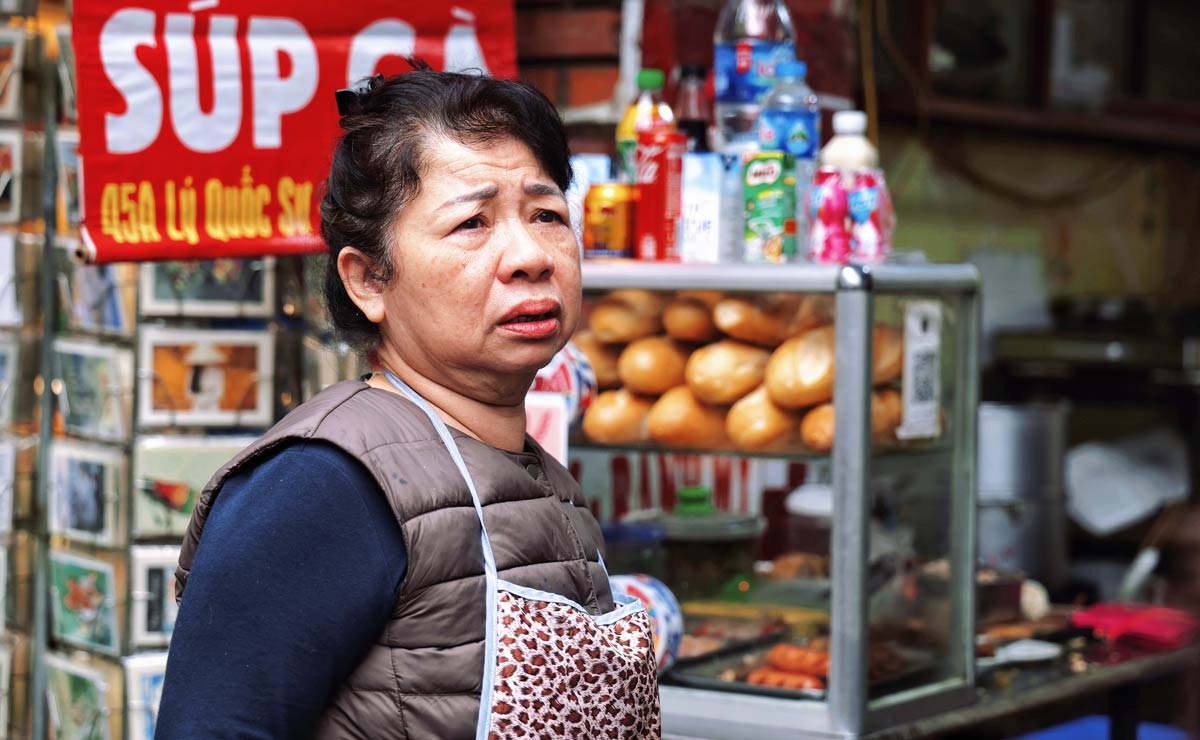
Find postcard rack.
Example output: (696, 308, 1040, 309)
(0, 11, 365, 737)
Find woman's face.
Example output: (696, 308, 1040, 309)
(376, 135, 580, 396)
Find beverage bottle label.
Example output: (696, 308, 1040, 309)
(714, 41, 796, 104)
(759, 109, 818, 159)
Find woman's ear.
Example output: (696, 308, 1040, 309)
(336, 247, 387, 324)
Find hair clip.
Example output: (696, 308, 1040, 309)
(335, 74, 385, 116)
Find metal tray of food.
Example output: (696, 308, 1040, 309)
(668, 637, 935, 701)
(674, 614, 792, 668)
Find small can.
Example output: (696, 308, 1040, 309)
(583, 182, 636, 259)
(634, 130, 687, 261)
(742, 151, 797, 263)
(847, 168, 894, 262)
(808, 167, 850, 264)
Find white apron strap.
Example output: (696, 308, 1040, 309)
(383, 372, 500, 740)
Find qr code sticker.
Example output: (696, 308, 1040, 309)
(912, 351, 937, 403)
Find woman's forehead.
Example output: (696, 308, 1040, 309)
(420, 135, 554, 189)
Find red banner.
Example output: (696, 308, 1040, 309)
(74, 1, 517, 263)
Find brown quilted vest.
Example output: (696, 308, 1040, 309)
(175, 380, 614, 739)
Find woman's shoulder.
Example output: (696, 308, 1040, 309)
(266, 380, 444, 451)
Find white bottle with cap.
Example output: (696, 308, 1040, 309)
(819, 110, 876, 182)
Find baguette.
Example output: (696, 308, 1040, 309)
(684, 340, 770, 405)
(725, 385, 798, 451)
(582, 389, 653, 444)
(797, 388, 903, 452)
(617, 336, 689, 395)
(647, 386, 728, 448)
(571, 330, 622, 389)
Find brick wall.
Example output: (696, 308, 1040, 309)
(516, 1, 623, 108)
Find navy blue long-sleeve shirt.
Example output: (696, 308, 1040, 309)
(155, 441, 407, 739)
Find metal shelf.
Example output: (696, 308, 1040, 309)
(581, 261, 980, 294)
(571, 439, 954, 463)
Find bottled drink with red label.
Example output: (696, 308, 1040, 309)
(808, 167, 850, 264)
(847, 169, 893, 262)
(634, 130, 687, 261)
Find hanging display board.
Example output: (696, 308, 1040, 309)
(73, 1, 517, 263)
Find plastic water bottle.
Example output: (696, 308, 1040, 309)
(758, 61, 820, 183)
(759, 61, 819, 256)
(713, 0, 795, 150)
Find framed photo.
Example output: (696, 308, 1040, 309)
(56, 24, 76, 122)
(56, 128, 81, 233)
(139, 258, 276, 317)
(0, 29, 23, 121)
(0, 231, 20, 326)
(48, 549, 121, 656)
(0, 640, 10, 733)
(130, 546, 180, 648)
(54, 338, 133, 442)
(0, 128, 20, 224)
(48, 441, 126, 547)
(0, 547, 6, 633)
(44, 653, 113, 740)
(124, 653, 167, 740)
(0, 436, 14, 535)
(133, 435, 254, 538)
(301, 335, 364, 401)
(0, 331, 16, 424)
(59, 260, 138, 336)
(139, 327, 274, 428)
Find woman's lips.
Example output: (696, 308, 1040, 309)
(498, 299, 561, 339)
(498, 314, 559, 339)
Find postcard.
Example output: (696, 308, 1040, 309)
(48, 440, 126, 547)
(133, 435, 254, 538)
(56, 24, 76, 122)
(0, 640, 9, 733)
(0, 231, 20, 325)
(0, 29, 23, 121)
(48, 549, 120, 655)
(0, 128, 20, 224)
(124, 652, 168, 740)
(44, 653, 113, 740)
(0, 436, 14, 534)
(59, 261, 138, 336)
(301, 335, 364, 401)
(0, 330, 15, 423)
(54, 338, 133, 441)
(140, 257, 275, 317)
(139, 327, 274, 428)
(56, 128, 81, 233)
(130, 546, 180, 648)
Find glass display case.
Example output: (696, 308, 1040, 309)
(575, 261, 980, 739)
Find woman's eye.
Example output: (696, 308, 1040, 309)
(456, 216, 484, 231)
(535, 210, 565, 224)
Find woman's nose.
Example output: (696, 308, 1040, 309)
(498, 221, 555, 282)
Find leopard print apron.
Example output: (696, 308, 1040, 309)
(386, 374, 661, 739)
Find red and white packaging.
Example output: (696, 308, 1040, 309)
(847, 169, 894, 262)
(530, 341, 597, 425)
(634, 130, 686, 261)
(807, 167, 850, 264)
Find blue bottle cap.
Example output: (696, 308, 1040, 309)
(776, 60, 808, 80)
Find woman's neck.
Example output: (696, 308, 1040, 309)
(368, 349, 530, 453)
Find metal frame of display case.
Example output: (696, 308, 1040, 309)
(583, 261, 981, 739)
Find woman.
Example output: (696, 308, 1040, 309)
(156, 66, 660, 739)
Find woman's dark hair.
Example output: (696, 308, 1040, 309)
(320, 60, 573, 349)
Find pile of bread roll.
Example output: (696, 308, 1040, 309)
(577, 288, 904, 453)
